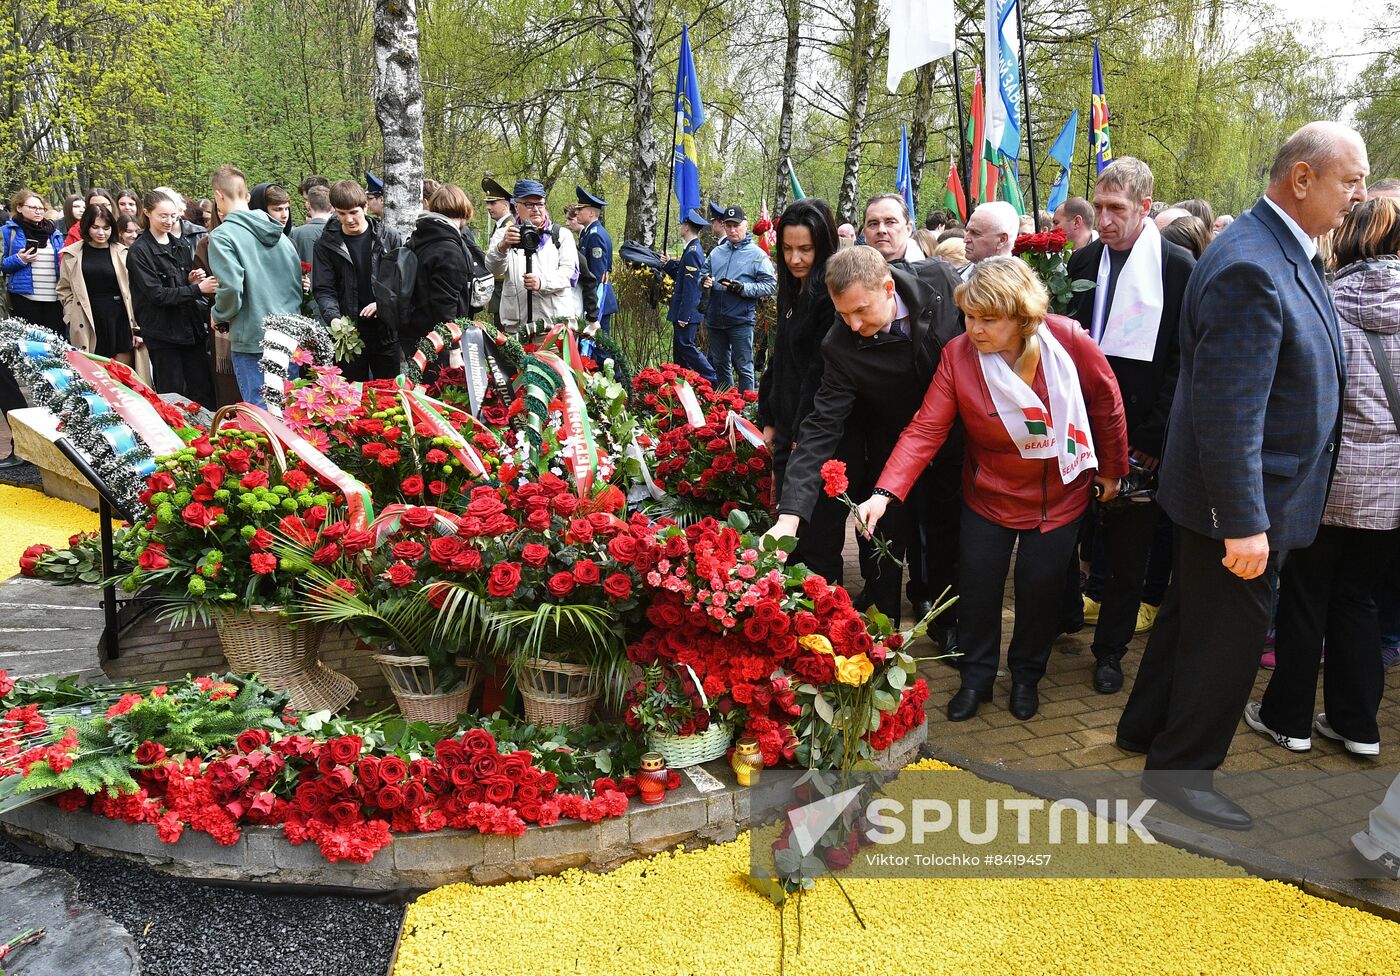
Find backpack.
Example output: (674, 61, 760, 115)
(373, 243, 419, 340)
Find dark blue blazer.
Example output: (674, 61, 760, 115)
(664, 238, 705, 323)
(1156, 198, 1344, 551)
(578, 221, 619, 317)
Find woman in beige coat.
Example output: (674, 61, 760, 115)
(56, 204, 149, 380)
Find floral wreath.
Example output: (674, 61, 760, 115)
(0, 320, 159, 514)
(259, 314, 334, 413)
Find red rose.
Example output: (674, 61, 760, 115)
(134, 740, 166, 765)
(328, 735, 363, 765)
(521, 543, 550, 568)
(392, 540, 426, 561)
(250, 553, 278, 575)
(384, 562, 416, 587)
(401, 507, 435, 529)
(551, 494, 579, 516)
(137, 544, 169, 572)
(449, 549, 483, 573)
(567, 518, 594, 544)
(237, 729, 270, 753)
(819, 459, 849, 498)
(602, 573, 632, 599)
(312, 543, 341, 566)
(524, 509, 551, 531)
(342, 529, 375, 554)
(278, 515, 316, 547)
(572, 559, 600, 585)
(546, 572, 575, 598)
(608, 536, 639, 564)
(375, 785, 405, 810)
(429, 536, 463, 563)
(462, 728, 496, 754)
(182, 502, 220, 529)
(488, 562, 522, 598)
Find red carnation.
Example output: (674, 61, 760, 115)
(250, 553, 278, 575)
(820, 459, 849, 498)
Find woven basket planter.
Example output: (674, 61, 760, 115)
(647, 723, 732, 768)
(213, 606, 357, 713)
(518, 658, 599, 727)
(373, 653, 480, 724)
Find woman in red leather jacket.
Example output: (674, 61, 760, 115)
(858, 257, 1128, 722)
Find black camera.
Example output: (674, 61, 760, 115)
(1098, 457, 1158, 507)
(513, 220, 542, 252)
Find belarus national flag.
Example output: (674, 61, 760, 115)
(1023, 406, 1049, 436)
(1066, 423, 1090, 455)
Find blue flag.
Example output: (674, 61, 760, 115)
(1045, 110, 1078, 211)
(985, 0, 1022, 162)
(895, 124, 915, 219)
(673, 25, 706, 217)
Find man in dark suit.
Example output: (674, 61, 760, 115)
(1117, 121, 1369, 829)
(1066, 157, 1196, 694)
(765, 244, 962, 625)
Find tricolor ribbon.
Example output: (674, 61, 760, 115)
(401, 388, 488, 478)
(65, 351, 184, 457)
(213, 403, 375, 529)
(410, 322, 463, 377)
(725, 411, 769, 454)
(534, 348, 599, 497)
(669, 378, 705, 428)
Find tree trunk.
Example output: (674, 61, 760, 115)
(623, 0, 659, 247)
(836, 0, 877, 226)
(774, 0, 801, 212)
(909, 63, 936, 221)
(372, 0, 424, 241)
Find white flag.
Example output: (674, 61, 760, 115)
(885, 0, 956, 93)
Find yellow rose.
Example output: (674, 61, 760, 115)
(835, 652, 874, 686)
(798, 634, 834, 656)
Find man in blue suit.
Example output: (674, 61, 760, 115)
(575, 186, 618, 334)
(663, 208, 716, 382)
(1118, 122, 1369, 830)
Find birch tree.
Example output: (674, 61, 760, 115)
(372, 0, 424, 239)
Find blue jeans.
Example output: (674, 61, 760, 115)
(231, 353, 299, 409)
(706, 323, 754, 392)
(671, 320, 715, 383)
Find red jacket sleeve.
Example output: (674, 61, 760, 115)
(1065, 320, 1130, 479)
(876, 344, 961, 500)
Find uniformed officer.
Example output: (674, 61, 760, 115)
(706, 200, 727, 247)
(574, 186, 618, 334)
(365, 171, 385, 218)
(481, 178, 513, 323)
(663, 208, 717, 383)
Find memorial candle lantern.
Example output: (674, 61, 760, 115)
(637, 752, 669, 804)
(730, 737, 763, 787)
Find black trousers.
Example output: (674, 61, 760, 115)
(343, 344, 402, 382)
(904, 443, 963, 619)
(144, 341, 216, 410)
(1259, 524, 1400, 743)
(957, 505, 1083, 692)
(798, 429, 909, 625)
(1090, 499, 1163, 662)
(1118, 525, 1281, 782)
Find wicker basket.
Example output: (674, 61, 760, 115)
(213, 606, 357, 713)
(373, 653, 480, 724)
(648, 723, 732, 768)
(518, 657, 599, 727)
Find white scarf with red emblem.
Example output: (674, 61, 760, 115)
(978, 323, 1098, 485)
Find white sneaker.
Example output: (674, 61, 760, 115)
(1243, 702, 1312, 752)
(1314, 713, 1380, 757)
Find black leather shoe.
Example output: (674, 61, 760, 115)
(1140, 776, 1253, 831)
(1093, 657, 1124, 694)
(1115, 736, 1150, 754)
(1008, 682, 1039, 720)
(946, 686, 991, 722)
(853, 587, 873, 612)
(913, 599, 935, 621)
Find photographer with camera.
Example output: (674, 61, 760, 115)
(1064, 157, 1195, 695)
(700, 205, 776, 392)
(485, 179, 592, 334)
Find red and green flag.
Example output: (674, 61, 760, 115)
(965, 70, 986, 204)
(1023, 407, 1048, 436)
(944, 159, 967, 222)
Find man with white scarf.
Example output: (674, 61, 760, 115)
(1064, 157, 1197, 696)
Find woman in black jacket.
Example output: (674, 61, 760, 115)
(127, 189, 217, 408)
(756, 197, 843, 580)
(758, 198, 840, 494)
(405, 183, 486, 356)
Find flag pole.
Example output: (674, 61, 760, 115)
(951, 48, 970, 220)
(1085, 38, 1094, 198)
(662, 107, 680, 254)
(1014, 0, 1039, 219)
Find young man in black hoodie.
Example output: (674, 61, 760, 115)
(311, 179, 402, 380)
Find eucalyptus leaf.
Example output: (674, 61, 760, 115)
(813, 694, 835, 724)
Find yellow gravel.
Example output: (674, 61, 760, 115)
(395, 759, 1400, 976)
(0, 485, 100, 578)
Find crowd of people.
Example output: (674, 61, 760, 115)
(0, 123, 1397, 851)
(0, 169, 618, 432)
